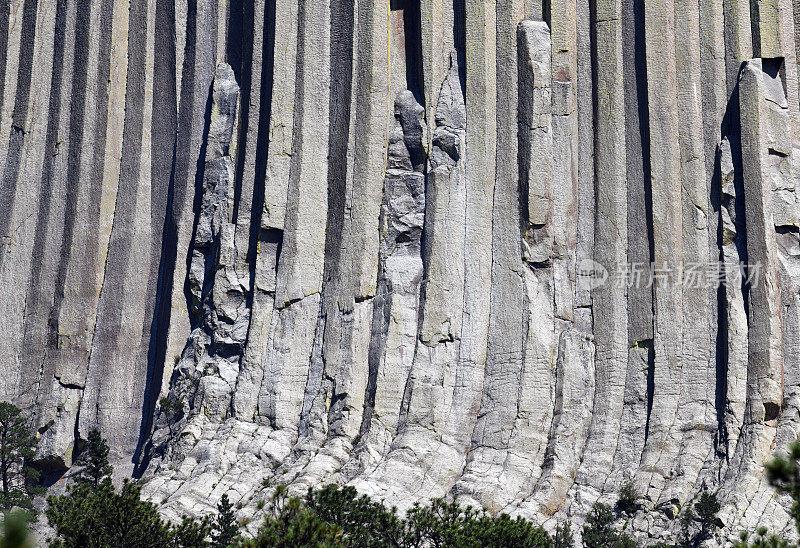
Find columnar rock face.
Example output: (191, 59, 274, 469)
(4, 0, 800, 543)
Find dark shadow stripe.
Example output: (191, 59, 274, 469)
(0, 0, 40, 269)
(454, 0, 466, 97)
(714, 73, 749, 453)
(713, 148, 729, 454)
(134, 0, 179, 470)
(89, 0, 149, 438)
(48, 0, 93, 365)
(623, 0, 653, 347)
(16, 0, 68, 414)
(244, 0, 277, 310)
(633, 0, 656, 438)
(0, 0, 11, 116)
(226, 0, 245, 79)
(230, 0, 254, 228)
(400, 0, 424, 106)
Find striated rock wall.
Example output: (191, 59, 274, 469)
(3, 0, 800, 543)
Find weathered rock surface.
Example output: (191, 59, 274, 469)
(4, 0, 800, 544)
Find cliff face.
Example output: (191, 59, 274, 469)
(3, 0, 800, 541)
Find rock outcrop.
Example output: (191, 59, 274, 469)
(3, 0, 800, 543)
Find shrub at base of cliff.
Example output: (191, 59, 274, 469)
(553, 521, 574, 548)
(0, 402, 41, 517)
(243, 486, 344, 548)
(46, 480, 177, 547)
(74, 428, 113, 487)
(212, 494, 239, 548)
(306, 484, 405, 546)
(45, 429, 211, 548)
(404, 499, 552, 548)
(582, 502, 636, 548)
(734, 527, 793, 548)
(246, 484, 553, 547)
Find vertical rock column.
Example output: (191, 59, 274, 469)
(514, 20, 560, 516)
(358, 54, 466, 506)
(162, 0, 225, 395)
(81, 0, 162, 465)
(524, 0, 586, 513)
(172, 63, 240, 419)
(720, 56, 791, 531)
(0, 0, 58, 405)
(232, 0, 298, 422)
(699, 0, 728, 474)
(346, 90, 426, 480)
(717, 0, 753, 455)
(516, 26, 556, 499)
(739, 58, 786, 428)
(570, 0, 627, 505)
(718, 136, 749, 455)
(315, 0, 390, 445)
(457, 0, 525, 511)
(665, 0, 714, 505)
(637, 0, 684, 501)
(259, 0, 330, 439)
(14, 0, 78, 466)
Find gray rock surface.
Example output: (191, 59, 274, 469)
(3, 0, 800, 544)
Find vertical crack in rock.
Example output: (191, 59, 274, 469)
(233, 0, 297, 422)
(636, 0, 684, 504)
(620, 0, 653, 480)
(354, 50, 465, 507)
(347, 90, 426, 481)
(160, 63, 241, 433)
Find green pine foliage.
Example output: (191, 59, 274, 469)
(248, 485, 552, 548)
(75, 428, 113, 486)
(694, 490, 721, 542)
(616, 481, 641, 517)
(305, 484, 405, 547)
(6, 395, 800, 548)
(672, 488, 722, 547)
(45, 429, 209, 548)
(582, 502, 636, 548)
(243, 486, 344, 548)
(46, 479, 173, 548)
(734, 527, 792, 548)
(46, 476, 212, 548)
(553, 521, 574, 548)
(212, 494, 239, 547)
(173, 515, 213, 548)
(0, 402, 41, 515)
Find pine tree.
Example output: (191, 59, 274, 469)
(46, 479, 174, 548)
(172, 515, 212, 548)
(554, 521, 574, 548)
(245, 486, 343, 548)
(582, 502, 636, 548)
(212, 494, 238, 547)
(75, 428, 112, 486)
(694, 490, 721, 542)
(0, 402, 39, 514)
